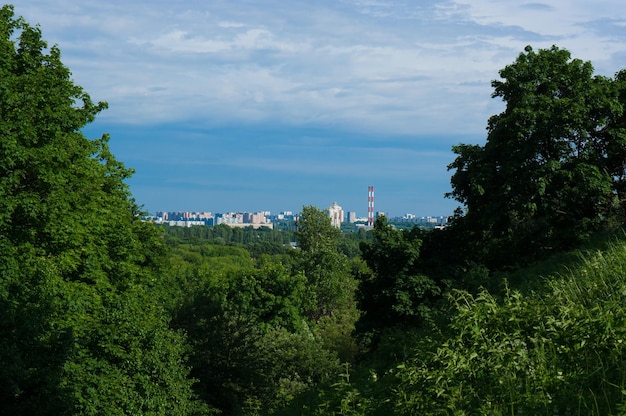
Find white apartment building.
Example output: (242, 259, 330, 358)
(327, 201, 344, 228)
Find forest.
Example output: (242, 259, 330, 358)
(2, 4, 626, 415)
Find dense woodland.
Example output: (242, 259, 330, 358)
(3, 5, 626, 415)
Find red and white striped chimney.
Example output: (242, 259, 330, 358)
(367, 185, 375, 227)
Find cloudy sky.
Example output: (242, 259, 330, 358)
(14, 1, 626, 217)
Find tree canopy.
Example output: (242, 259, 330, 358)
(446, 45, 626, 267)
(295, 206, 355, 320)
(355, 216, 439, 345)
(0, 6, 206, 414)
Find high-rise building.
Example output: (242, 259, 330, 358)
(244, 212, 267, 224)
(327, 201, 344, 228)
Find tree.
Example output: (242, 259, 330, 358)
(0, 6, 205, 414)
(447, 45, 626, 267)
(294, 206, 356, 320)
(355, 216, 440, 345)
(175, 263, 339, 415)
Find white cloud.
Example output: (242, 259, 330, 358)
(445, 0, 626, 63)
(218, 21, 246, 28)
(12, 0, 626, 136)
(135, 27, 305, 55)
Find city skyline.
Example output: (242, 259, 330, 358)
(14, 2, 626, 217)
(152, 205, 449, 229)
(152, 201, 450, 221)
(139, 182, 457, 219)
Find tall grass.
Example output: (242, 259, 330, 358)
(389, 241, 626, 415)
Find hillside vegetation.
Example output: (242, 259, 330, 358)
(2, 4, 626, 415)
(285, 232, 626, 415)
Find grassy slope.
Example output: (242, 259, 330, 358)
(287, 230, 626, 415)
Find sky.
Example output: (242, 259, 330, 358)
(13, 1, 626, 217)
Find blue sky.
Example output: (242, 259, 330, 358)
(15, 1, 626, 217)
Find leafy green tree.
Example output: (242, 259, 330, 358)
(175, 263, 339, 415)
(355, 216, 440, 345)
(0, 6, 206, 414)
(447, 45, 626, 267)
(599, 68, 626, 211)
(294, 206, 356, 320)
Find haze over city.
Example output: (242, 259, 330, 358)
(14, 1, 626, 217)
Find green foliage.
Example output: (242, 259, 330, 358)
(293, 364, 377, 416)
(163, 223, 294, 247)
(355, 216, 441, 345)
(58, 286, 207, 416)
(175, 263, 340, 415)
(279, 328, 428, 416)
(391, 243, 626, 414)
(158, 207, 365, 414)
(446, 45, 626, 268)
(295, 206, 357, 320)
(0, 246, 69, 415)
(295, 238, 626, 415)
(0, 6, 205, 414)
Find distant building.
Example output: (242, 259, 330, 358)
(215, 212, 244, 225)
(327, 201, 344, 228)
(155, 211, 212, 222)
(167, 220, 205, 227)
(347, 211, 357, 223)
(153, 211, 213, 226)
(216, 212, 273, 229)
(243, 211, 267, 224)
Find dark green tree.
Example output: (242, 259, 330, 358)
(447, 45, 626, 267)
(355, 216, 440, 345)
(0, 6, 205, 414)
